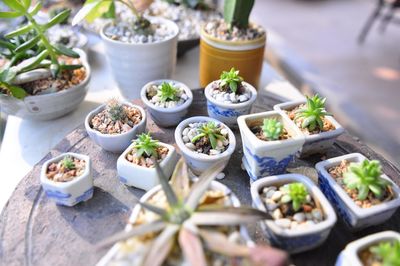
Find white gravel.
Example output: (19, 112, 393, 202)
(210, 81, 251, 104)
(146, 82, 188, 108)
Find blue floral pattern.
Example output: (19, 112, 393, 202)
(44, 190, 71, 199)
(119, 176, 128, 184)
(207, 103, 242, 117)
(74, 187, 94, 204)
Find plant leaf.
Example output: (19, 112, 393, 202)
(59, 64, 82, 71)
(0, 81, 27, 99)
(101, 1, 115, 19)
(249, 245, 289, 266)
(0, 67, 18, 83)
(178, 226, 207, 266)
(44, 9, 71, 29)
(21, 0, 31, 9)
(198, 229, 250, 257)
(72, 0, 112, 26)
(170, 158, 190, 199)
(28, 1, 42, 16)
(0, 11, 22, 18)
(154, 160, 179, 207)
(0, 39, 16, 50)
(14, 34, 40, 53)
(139, 201, 167, 217)
(3, 0, 27, 12)
(17, 50, 49, 72)
(5, 23, 33, 39)
(52, 44, 80, 58)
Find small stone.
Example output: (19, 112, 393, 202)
(305, 213, 313, 220)
(182, 128, 189, 136)
(216, 173, 225, 180)
(210, 149, 221, 156)
(266, 188, 277, 199)
(238, 94, 249, 102)
(265, 199, 279, 211)
(272, 208, 283, 220)
(185, 143, 196, 150)
(182, 136, 190, 143)
(271, 191, 283, 202)
(303, 205, 313, 213)
(293, 212, 306, 223)
(229, 93, 238, 103)
(306, 195, 312, 203)
(281, 195, 291, 203)
(220, 128, 228, 136)
(311, 209, 323, 221)
(275, 218, 291, 229)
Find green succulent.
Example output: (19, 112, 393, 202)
(261, 118, 283, 141)
(370, 240, 400, 266)
(191, 122, 226, 150)
(164, 0, 210, 10)
(295, 94, 332, 131)
(106, 99, 127, 122)
(281, 182, 308, 211)
(133, 133, 160, 158)
(219, 67, 243, 94)
(343, 160, 390, 201)
(60, 156, 76, 170)
(157, 82, 179, 102)
(224, 0, 255, 29)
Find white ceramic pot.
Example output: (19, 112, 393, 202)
(40, 152, 93, 207)
(174, 116, 236, 175)
(85, 101, 147, 153)
(316, 153, 400, 230)
(335, 231, 400, 266)
(205, 81, 257, 127)
(237, 111, 305, 181)
(100, 17, 179, 100)
(140, 79, 193, 127)
(117, 141, 178, 191)
(274, 100, 344, 157)
(0, 49, 91, 120)
(250, 174, 337, 254)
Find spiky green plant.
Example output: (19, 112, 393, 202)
(0, 0, 82, 99)
(224, 0, 255, 29)
(133, 133, 160, 158)
(157, 82, 179, 102)
(219, 67, 243, 94)
(343, 160, 390, 201)
(295, 94, 332, 131)
(261, 118, 283, 141)
(281, 182, 308, 212)
(60, 156, 76, 170)
(97, 158, 288, 266)
(370, 240, 400, 266)
(164, 0, 210, 10)
(191, 122, 226, 150)
(106, 99, 127, 122)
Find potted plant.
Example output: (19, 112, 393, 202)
(237, 111, 305, 181)
(73, 0, 179, 99)
(199, 0, 266, 88)
(205, 67, 257, 127)
(40, 152, 93, 206)
(251, 173, 337, 254)
(85, 99, 147, 153)
(274, 94, 344, 157)
(98, 158, 289, 266)
(336, 231, 400, 266)
(140, 79, 193, 127)
(0, 1, 91, 120)
(174, 116, 236, 175)
(316, 153, 400, 230)
(117, 132, 178, 191)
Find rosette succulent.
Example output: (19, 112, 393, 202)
(191, 122, 227, 150)
(370, 240, 400, 266)
(133, 133, 160, 158)
(158, 82, 179, 102)
(295, 94, 331, 131)
(261, 118, 283, 141)
(219, 67, 243, 94)
(60, 156, 76, 170)
(281, 182, 308, 211)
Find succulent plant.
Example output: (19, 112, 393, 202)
(106, 99, 127, 122)
(370, 240, 400, 266)
(224, 0, 255, 29)
(98, 158, 288, 266)
(295, 94, 332, 131)
(60, 156, 76, 170)
(0, 0, 82, 99)
(343, 160, 390, 200)
(281, 182, 308, 212)
(164, 0, 210, 10)
(158, 82, 179, 102)
(133, 133, 160, 158)
(191, 122, 227, 150)
(261, 118, 283, 141)
(219, 67, 243, 94)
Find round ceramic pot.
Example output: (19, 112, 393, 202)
(205, 80, 257, 127)
(100, 17, 179, 100)
(140, 79, 193, 127)
(40, 152, 93, 207)
(85, 101, 147, 153)
(0, 49, 91, 120)
(199, 26, 266, 88)
(174, 116, 236, 175)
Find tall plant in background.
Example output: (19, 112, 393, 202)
(224, 0, 255, 29)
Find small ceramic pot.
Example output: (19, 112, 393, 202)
(237, 111, 305, 181)
(140, 79, 193, 127)
(251, 174, 337, 254)
(174, 116, 236, 175)
(316, 153, 400, 230)
(40, 152, 93, 207)
(335, 231, 400, 266)
(85, 101, 147, 153)
(117, 141, 178, 191)
(274, 100, 344, 157)
(205, 81, 257, 127)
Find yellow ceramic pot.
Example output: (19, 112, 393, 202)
(199, 26, 266, 88)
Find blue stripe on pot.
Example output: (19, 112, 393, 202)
(45, 190, 72, 199)
(74, 187, 94, 204)
(207, 103, 242, 117)
(119, 176, 128, 184)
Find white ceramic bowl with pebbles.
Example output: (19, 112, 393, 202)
(251, 174, 337, 254)
(174, 116, 236, 175)
(205, 80, 257, 127)
(141, 79, 193, 127)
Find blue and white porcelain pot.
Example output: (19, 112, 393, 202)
(237, 111, 305, 181)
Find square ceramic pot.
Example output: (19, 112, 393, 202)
(40, 152, 93, 207)
(237, 111, 305, 181)
(335, 231, 400, 266)
(316, 153, 400, 230)
(274, 100, 344, 157)
(117, 142, 178, 191)
(251, 174, 337, 254)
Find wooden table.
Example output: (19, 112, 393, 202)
(1, 89, 399, 266)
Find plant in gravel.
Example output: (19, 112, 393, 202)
(164, 0, 211, 10)
(106, 99, 127, 122)
(295, 94, 331, 131)
(343, 160, 390, 201)
(224, 0, 255, 29)
(61, 156, 76, 170)
(261, 118, 283, 141)
(281, 182, 308, 211)
(370, 240, 400, 266)
(219, 67, 243, 94)
(158, 82, 179, 102)
(133, 133, 160, 158)
(191, 122, 226, 150)
(0, 0, 82, 99)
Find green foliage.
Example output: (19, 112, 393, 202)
(133, 133, 160, 158)
(164, 0, 210, 10)
(281, 182, 308, 211)
(191, 122, 226, 150)
(370, 240, 400, 266)
(158, 82, 179, 102)
(343, 160, 390, 200)
(295, 94, 331, 131)
(219, 67, 243, 94)
(224, 0, 255, 29)
(106, 99, 127, 122)
(49, 7, 71, 25)
(61, 156, 76, 170)
(261, 118, 283, 141)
